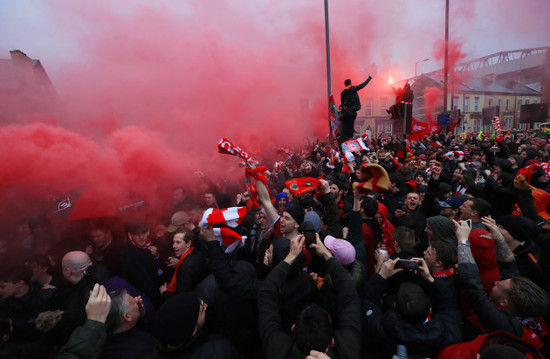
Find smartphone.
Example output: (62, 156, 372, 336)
(304, 230, 316, 251)
(395, 259, 419, 270)
(397, 201, 405, 211)
(466, 219, 472, 229)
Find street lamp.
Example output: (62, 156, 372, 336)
(415, 58, 429, 78)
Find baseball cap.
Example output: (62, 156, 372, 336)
(324, 235, 356, 265)
(167, 211, 190, 233)
(439, 197, 463, 210)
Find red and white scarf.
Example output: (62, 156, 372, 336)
(200, 207, 248, 229)
(218, 137, 266, 206)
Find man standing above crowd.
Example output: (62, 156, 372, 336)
(340, 75, 372, 113)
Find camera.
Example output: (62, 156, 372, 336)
(303, 230, 316, 250)
(395, 259, 419, 270)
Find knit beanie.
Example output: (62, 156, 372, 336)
(508, 155, 523, 168)
(437, 182, 452, 199)
(493, 159, 513, 173)
(426, 216, 457, 245)
(285, 204, 305, 225)
(497, 215, 539, 244)
(155, 293, 200, 346)
(303, 211, 321, 233)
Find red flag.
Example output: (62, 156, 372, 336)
(285, 177, 321, 197)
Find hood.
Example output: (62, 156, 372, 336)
(377, 202, 388, 221)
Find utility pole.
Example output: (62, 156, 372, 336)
(324, 0, 333, 144)
(443, 0, 449, 112)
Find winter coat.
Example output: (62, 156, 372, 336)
(259, 257, 361, 359)
(362, 275, 462, 358)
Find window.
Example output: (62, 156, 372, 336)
(364, 98, 373, 116)
(380, 98, 388, 113)
(533, 100, 537, 104)
(488, 98, 493, 106)
(453, 96, 459, 110)
(517, 99, 523, 112)
(525, 99, 530, 105)
(500, 118, 507, 129)
(464, 97, 470, 112)
(474, 97, 480, 112)
(505, 99, 510, 112)
(384, 124, 392, 134)
(498, 99, 502, 109)
(473, 118, 482, 132)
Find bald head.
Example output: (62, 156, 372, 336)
(62, 251, 92, 271)
(62, 251, 92, 284)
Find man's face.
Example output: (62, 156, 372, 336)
(172, 188, 184, 204)
(0, 281, 19, 299)
(423, 245, 438, 273)
(490, 279, 512, 306)
(25, 261, 44, 282)
(453, 168, 464, 182)
(405, 193, 420, 210)
(204, 193, 216, 207)
(91, 229, 112, 250)
(129, 229, 150, 248)
(256, 211, 267, 229)
(418, 160, 427, 170)
(123, 293, 141, 326)
(520, 151, 528, 160)
(459, 200, 474, 220)
(440, 207, 455, 219)
(280, 211, 298, 236)
(277, 196, 287, 209)
(330, 184, 341, 199)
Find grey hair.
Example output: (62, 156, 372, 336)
(105, 289, 130, 333)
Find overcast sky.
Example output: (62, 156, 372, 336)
(0, 0, 549, 218)
(2, 1, 549, 80)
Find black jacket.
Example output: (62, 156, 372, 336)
(259, 258, 361, 359)
(173, 249, 210, 294)
(362, 275, 462, 358)
(340, 76, 372, 112)
(121, 242, 162, 306)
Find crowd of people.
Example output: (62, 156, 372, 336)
(1, 125, 550, 359)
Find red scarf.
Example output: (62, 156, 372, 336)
(129, 236, 151, 249)
(166, 247, 195, 293)
(432, 267, 455, 278)
(245, 166, 267, 207)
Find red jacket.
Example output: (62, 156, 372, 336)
(437, 328, 545, 359)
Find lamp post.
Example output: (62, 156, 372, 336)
(324, 0, 333, 144)
(415, 58, 429, 78)
(443, 0, 449, 112)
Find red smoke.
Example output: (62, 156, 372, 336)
(2, 0, 546, 229)
(423, 87, 443, 123)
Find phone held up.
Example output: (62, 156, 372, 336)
(395, 259, 419, 270)
(304, 230, 316, 251)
